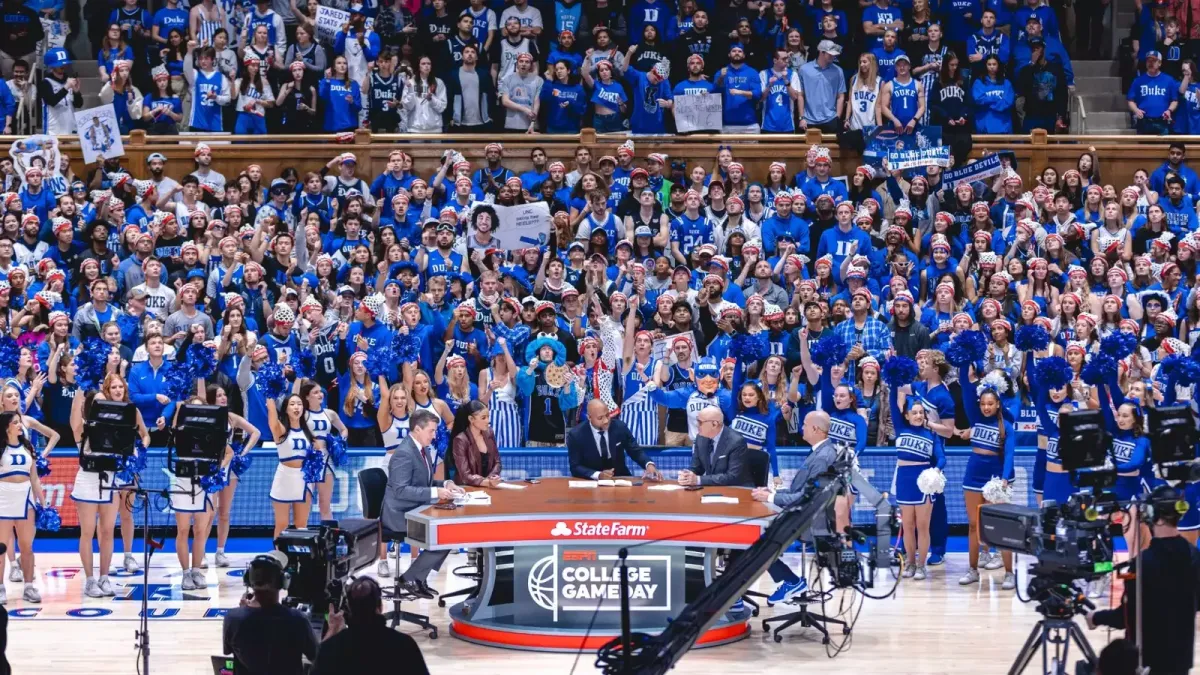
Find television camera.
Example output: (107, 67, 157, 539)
(274, 522, 378, 614)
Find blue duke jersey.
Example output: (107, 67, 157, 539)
(889, 77, 919, 126)
(309, 323, 344, 387)
(426, 248, 463, 278)
(669, 213, 714, 251)
(760, 68, 799, 132)
(1039, 407, 1063, 461)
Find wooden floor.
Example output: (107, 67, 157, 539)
(2, 551, 1177, 674)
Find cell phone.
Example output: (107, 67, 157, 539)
(685, 485, 704, 492)
(632, 481, 644, 486)
(434, 503, 458, 510)
(526, 478, 541, 484)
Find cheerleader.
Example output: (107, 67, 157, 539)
(0, 412, 47, 603)
(0, 384, 60, 585)
(206, 384, 259, 568)
(956, 367, 1016, 589)
(168, 396, 230, 590)
(1027, 357, 1079, 507)
(300, 380, 349, 523)
(729, 381, 784, 484)
(1098, 371, 1150, 502)
(481, 338, 522, 448)
(891, 384, 945, 580)
(266, 393, 320, 539)
(619, 304, 659, 446)
(337, 353, 383, 447)
(69, 376, 151, 598)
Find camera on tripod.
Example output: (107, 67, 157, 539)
(275, 521, 379, 611)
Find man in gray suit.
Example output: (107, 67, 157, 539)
(381, 409, 463, 599)
(678, 406, 751, 487)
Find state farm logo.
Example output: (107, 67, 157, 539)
(549, 521, 649, 537)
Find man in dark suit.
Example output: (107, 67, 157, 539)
(567, 400, 663, 480)
(381, 409, 463, 598)
(678, 405, 751, 487)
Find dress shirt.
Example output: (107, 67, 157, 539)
(589, 423, 610, 480)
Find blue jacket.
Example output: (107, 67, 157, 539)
(760, 214, 810, 256)
(317, 77, 362, 132)
(968, 30, 1010, 68)
(1012, 35, 1074, 85)
(445, 65, 495, 128)
(971, 77, 1014, 133)
(717, 63, 762, 126)
(1150, 160, 1200, 197)
(1012, 5, 1060, 41)
(128, 359, 169, 426)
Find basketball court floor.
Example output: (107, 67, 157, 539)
(4, 545, 1171, 675)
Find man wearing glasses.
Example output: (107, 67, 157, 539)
(678, 406, 750, 487)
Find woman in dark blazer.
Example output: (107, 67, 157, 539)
(450, 400, 502, 487)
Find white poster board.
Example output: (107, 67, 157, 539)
(673, 93, 722, 133)
(467, 202, 551, 250)
(651, 330, 698, 364)
(75, 105, 124, 164)
(314, 6, 375, 43)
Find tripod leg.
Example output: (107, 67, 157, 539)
(1009, 623, 1048, 675)
(1068, 624, 1099, 665)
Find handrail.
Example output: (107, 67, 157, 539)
(1075, 93, 1089, 135)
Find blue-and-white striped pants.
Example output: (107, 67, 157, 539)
(490, 399, 523, 448)
(621, 398, 659, 447)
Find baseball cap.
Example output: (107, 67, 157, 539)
(128, 287, 148, 301)
(818, 40, 842, 56)
(1146, 50, 1163, 60)
(146, 153, 167, 164)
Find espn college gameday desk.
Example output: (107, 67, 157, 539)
(404, 477, 778, 651)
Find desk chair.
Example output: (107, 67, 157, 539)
(760, 545, 849, 644)
(738, 449, 771, 616)
(357, 467, 439, 639)
(433, 449, 481, 609)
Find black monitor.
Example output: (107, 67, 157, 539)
(1148, 405, 1195, 465)
(174, 404, 228, 462)
(85, 399, 137, 456)
(1058, 408, 1110, 472)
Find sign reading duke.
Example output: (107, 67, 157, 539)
(515, 545, 683, 628)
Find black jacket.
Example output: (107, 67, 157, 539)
(312, 617, 429, 675)
(889, 317, 931, 359)
(1092, 535, 1200, 672)
(566, 418, 652, 479)
(1016, 58, 1068, 123)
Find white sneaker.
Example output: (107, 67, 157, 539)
(982, 550, 1004, 570)
(902, 564, 917, 578)
(191, 569, 206, 589)
(84, 578, 104, 598)
(1087, 576, 1110, 598)
(1001, 572, 1017, 591)
(199, 555, 209, 569)
(180, 570, 197, 591)
(215, 552, 230, 568)
(123, 554, 140, 573)
(913, 566, 927, 581)
(21, 585, 40, 603)
(98, 576, 116, 596)
(377, 559, 391, 577)
(958, 568, 980, 585)
(8, 564, 21, 582)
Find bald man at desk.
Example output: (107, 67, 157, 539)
(679, 406, 751, 487)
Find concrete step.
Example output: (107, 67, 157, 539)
(1077, 91, 1128, 111)
(1072, 76, 1124, 95)
(79, 77, 104, 96)
(80, 93, 102, 110)
(1087, 127, 1139, 135)
(1073, 60, 1119, 78)
(1117, 10, 1136, 28)
(1086, 111, 1132, 128)
(73, 59, 97, 72)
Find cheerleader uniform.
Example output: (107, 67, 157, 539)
(890, 393, 945, 505)
(488, 370, 522, 448)
(269, 428, 313, 503)
(1099, 372, 1150, 499)
(961, 378, 1016, 491)
(819, 369, 867, 454)
(0, 444, 34, 518)
(71, 436, 119, 504)
(381, 414, 409, 453)
(1031, 367, 1078, 505)
(730, 405, 784, 480)
(305, 408, 336, 480)
(169, 469, 212, 513)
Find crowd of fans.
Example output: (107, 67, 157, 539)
(0, 0, 1107, 136)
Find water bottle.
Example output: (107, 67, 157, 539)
(336, 535, 348, 559)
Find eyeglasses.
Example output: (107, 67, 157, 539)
(699, 420, 721, 427)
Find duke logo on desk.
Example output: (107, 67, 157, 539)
(515, 545, 682, 626)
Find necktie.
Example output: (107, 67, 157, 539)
(599, 431, 609, 460)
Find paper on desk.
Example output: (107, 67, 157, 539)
(569, 481, 599, 488)
(494, 482, 527, 490)
(648, 484, 685, 491)
(596, 479, 633, 487)
(456, 491, 492, 506)
(701, 495, 739, 505)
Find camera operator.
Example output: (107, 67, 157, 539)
(312, 577, 429, 675)
(222, 551, 318, 675)
(1086, 485, 1200, 675)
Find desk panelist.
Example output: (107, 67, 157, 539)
(567, 400, 663, 481)
(678, 406, 752, 487)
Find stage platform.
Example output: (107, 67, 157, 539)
(3, 547, 1165, 674)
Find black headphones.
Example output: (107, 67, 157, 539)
(243, 552, 290, 591)
(1144, 484, 1190, 523)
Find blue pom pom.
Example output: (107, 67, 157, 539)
(184, 342, 218, 379)
(35, 504, 61, 532)
(810, 337, 850, 369)
(163, 361, 195, 403)
(326, 433, 348, 468)
(289, 349, 316, 380)
(882, 356, 919, 387)
(1100, 332, 1139, 360)
(73, 337, 110, 392)
(1033, 356, 1073, 389)
(36, 455, 50, 478)
(364, 345, 395, 379)
(1161, 354, 1186, 379)
(199, 465, 229, 493)
(391, 331, 421, 364)
(0, 337, 20, 379)
(258, 362, 288, 400)
(731, 332, 771, 363)
(1014, 325, 1051, 352)
(230, 451, 252, 477)
(946, 330, 988, 367)
(301, 446, 326, 484)
(434, 424, 450, 458)
(1081, 354, 1117, 385)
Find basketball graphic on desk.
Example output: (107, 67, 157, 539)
(528, 554, 557, 613)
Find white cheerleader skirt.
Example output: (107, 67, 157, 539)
(71, 467, 117, 504)
(170, 475, 213, 513)
(0, 481, 33, 519)
(270, 464, 312, 503)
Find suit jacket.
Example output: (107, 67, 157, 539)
(689, 428, 752, 487)
(381, 435, 444, 534)
(566, 419, 652, 479)
(773, 438, 838, 509)
(451, 430, 502, 486)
